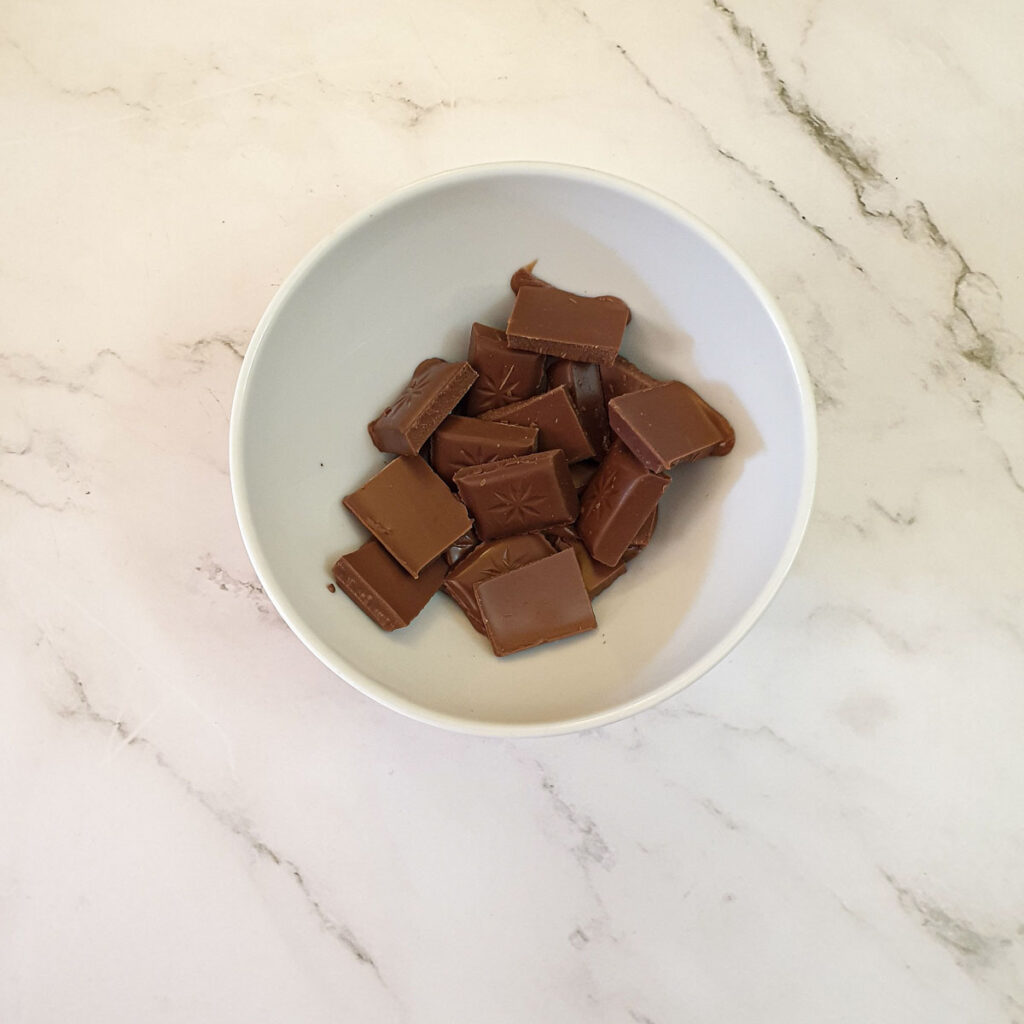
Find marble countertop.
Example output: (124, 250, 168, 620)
(3, 1, 1023, 1021)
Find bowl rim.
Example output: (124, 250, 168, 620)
(229, 160, 818, 737)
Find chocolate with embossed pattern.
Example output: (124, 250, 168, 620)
(343, 455, 472, 577)
(578, 442, 669, 566)
(430, 415, 538, 484)
(369, 358, 477, 456)
(331, 539, 446, 631)
(463, 323, 546, 415)
(453, 449, 578, 540)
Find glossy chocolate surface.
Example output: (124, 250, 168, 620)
(577, 442, 670, 566)
(463, 322, 546, 415)
(608, 380, 729, 472)
(506, 285, 628, 366)
(343, 455, 472, 577)
(475, 548, 597, 656)
(443, 534, 555, 633)
(368, 358, 478, 456)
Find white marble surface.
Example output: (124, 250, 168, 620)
(3, 1, 1023, 1020)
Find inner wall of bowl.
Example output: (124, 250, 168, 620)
(237, 168, 809, 728)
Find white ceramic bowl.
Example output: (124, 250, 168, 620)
(230, 163, 816, 736)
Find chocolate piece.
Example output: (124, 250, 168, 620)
(510, 264, 631, 323)
(430, 415, 538, 484)
(578, 442, 670, 566)
(464, 323, 546, 415)
(608, 380, 730, 472)
(453, 449, 578, 540)
(599, 355, 660, 405)
(331, 539, 446, 631)
(343, 456, 472, 577)
(555, 537, 628, 599)
(548, 359, 612, 455)
(368, 358, 478, 456)
(506, 285, 628, 366)
(445, 529, 478, 567)
(478, 385, 594, 463)
(443, 534, 555, 633)
(475, 548, 597, 656)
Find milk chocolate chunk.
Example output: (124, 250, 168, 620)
(578, 442, 670, 566)
(599, 355, 661, 405)
(510, 264, 632, 322)
(431, 415, 538, 484)
(443, 534, 555, 633)
(343, 456, 472, 577)
(445, 529, 478, 567)
(548, 359, 612, 455)
(453, 449, 578, 540)
(369, 358, 478, 456)
(554, 537, 628, 599)
(475, 548, 597, 656)
(608, 380, 730, 472)
(506, 285, 628, 366)
(332, 539, 446, 631)
(464, 322, 546, 415)
(478, 385, 595, 463)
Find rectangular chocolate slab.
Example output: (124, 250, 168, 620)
(608, 380, 730, 472)
(332, 539, 446, 631)
(443, 534, 555, 633)
(475, 547, 597, 656)
(369, 358, 477, 456)
(343, 455, 472, 577)
(509, 264, 632, 322)
(478, 384, 595, 463)
(453, 449, 578, 540)
(463, 322, 546, 415)
(506, 285, 628, 366)
(578, 442, 670, 566)
(430, 415, 538, 484)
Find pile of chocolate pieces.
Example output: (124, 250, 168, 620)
(331, 264, 735, 657)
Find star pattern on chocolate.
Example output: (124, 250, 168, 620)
(472, 365, 520, 411)
(381, 365, 437, 422)
(583, 467, 621, 515)
(449, 445, 492, 472)
(487, 479, 546, 529)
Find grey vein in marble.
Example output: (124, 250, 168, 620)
(46, 640, 385, 984)
(196, 555, 272, 615)
(540, 770, 616, 871)
(566, 1, 868, 278)
(709, 0, 1024, 406)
